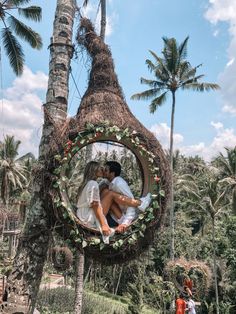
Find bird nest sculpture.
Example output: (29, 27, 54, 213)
(52, 18, 170, 264)
(51, 246, 73, 271)
(164, 258, 212, 300)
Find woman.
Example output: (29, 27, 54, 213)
(76, 161, 111, 236)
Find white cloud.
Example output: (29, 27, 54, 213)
(205, 0, 236, 116)
(150, 122, 236, 161)
(0, 67, 48, 157)
(80, 2, 117, 37)
(213, 29, 219, 37)
(226, 57, 235, 67)
(150, 123, 184, 150)
(210, 121, 223, 129)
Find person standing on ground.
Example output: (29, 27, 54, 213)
(175, 293, 186, 314)
(187, 297, 196, 314)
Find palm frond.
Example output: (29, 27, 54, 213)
(233, 188, 236, 215)
(131, 88, 162, 101)
(226, 147, 236, 174)
(145, 59, 156, 72)
(148, 50, 171, 80)
(180, 75, 205, 87)
(177, 61, 192, 79)
(140, 77, 165, 88)
(148, 49, 162, 65)
(8, 15, 42, 49)
(178, 36, 189, 60)
(181, 82, 220, 92)
(215, 151, 234, 176)
(179, 66, 198, 82)
(162, 37, 178, 74)
(219, 177, 236, 186)
(18, 6, 42, 22)
(1, 27, 24, 75)
(155, 67, 169, 82)
(83, 0, 90, 7)
(149, 91, 168, 113)
(9, 0, 31, 5)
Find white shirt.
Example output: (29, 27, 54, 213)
(76, 180, 101, 228)
(109, 176, 137, 225)
(187, 299, 196, 314)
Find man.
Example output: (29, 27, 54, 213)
(175, 293, 186, 314)
(100, 161, 151, 233)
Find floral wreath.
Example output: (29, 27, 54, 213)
(52, 123, 165, 251)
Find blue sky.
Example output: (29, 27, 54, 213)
(0, 0, 236, 160)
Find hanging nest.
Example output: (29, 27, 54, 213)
(51, 18, 171, 265)
(164, 258, 212, 300)
(51, 246, 73, 271)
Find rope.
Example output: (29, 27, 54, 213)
(70, 66, 81, 98)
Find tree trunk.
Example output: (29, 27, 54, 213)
(4, 1, 76, 313)
(212, 217, 220, 314)
(74, 251, 85, 314)
(169, 91, 176, 260)
(100, 0, 106, 41)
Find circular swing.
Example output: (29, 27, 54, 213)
(52, 18, 170, 264)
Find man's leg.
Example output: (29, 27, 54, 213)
(100, 190, 141, 216)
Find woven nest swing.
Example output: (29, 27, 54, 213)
(52, 18, 170, 265)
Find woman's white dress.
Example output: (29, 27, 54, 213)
(76, 180, 101, 229)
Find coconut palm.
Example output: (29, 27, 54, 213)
(131, 36, 220, 259)
(4, 1, 76, 311)
(0, 0, 42, 75)
(0, 135, 27, 205)
(213, 147, 236, 215)
(199, 177, 230, 314)
(82, 0, 106, 41)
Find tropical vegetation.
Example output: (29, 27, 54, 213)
(0, 0, 42, 75)
(1, 134, 235, 313)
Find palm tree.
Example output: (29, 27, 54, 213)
(199, 177, 229, 314)
(5, 1, 76, 312)
(74, 250, 85, 314)
(131, 36, 220, 259)
(0, 0, 42, 75)
(0, 135, 27, 205)
(82, 0, 106, 41)
(213, 147, 236, 214)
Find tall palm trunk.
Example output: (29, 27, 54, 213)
(169, 91, 176, 260)
(74, 251, 85, 313)
(212, 217, 220, 314)
(5, 1, 76, 313)
(100, 0, 106, 41)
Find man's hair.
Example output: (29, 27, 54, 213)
(105, 161, 121, 177)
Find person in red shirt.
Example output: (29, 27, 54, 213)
(176, 293, 186, 314)
(183, 277, 193, 296)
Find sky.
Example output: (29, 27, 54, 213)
(0, 0, 236, 161)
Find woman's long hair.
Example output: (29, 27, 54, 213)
(77, 161, 100, 198)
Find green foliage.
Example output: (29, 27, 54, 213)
(0, 0, 42, 75)
(37, 287, 128, 314)
(0, 135, 29, 204)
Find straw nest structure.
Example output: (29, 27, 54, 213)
(164, 258, 212, 300)
(52, 18, 170, 264)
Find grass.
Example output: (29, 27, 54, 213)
(37, 287, 160, 313)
